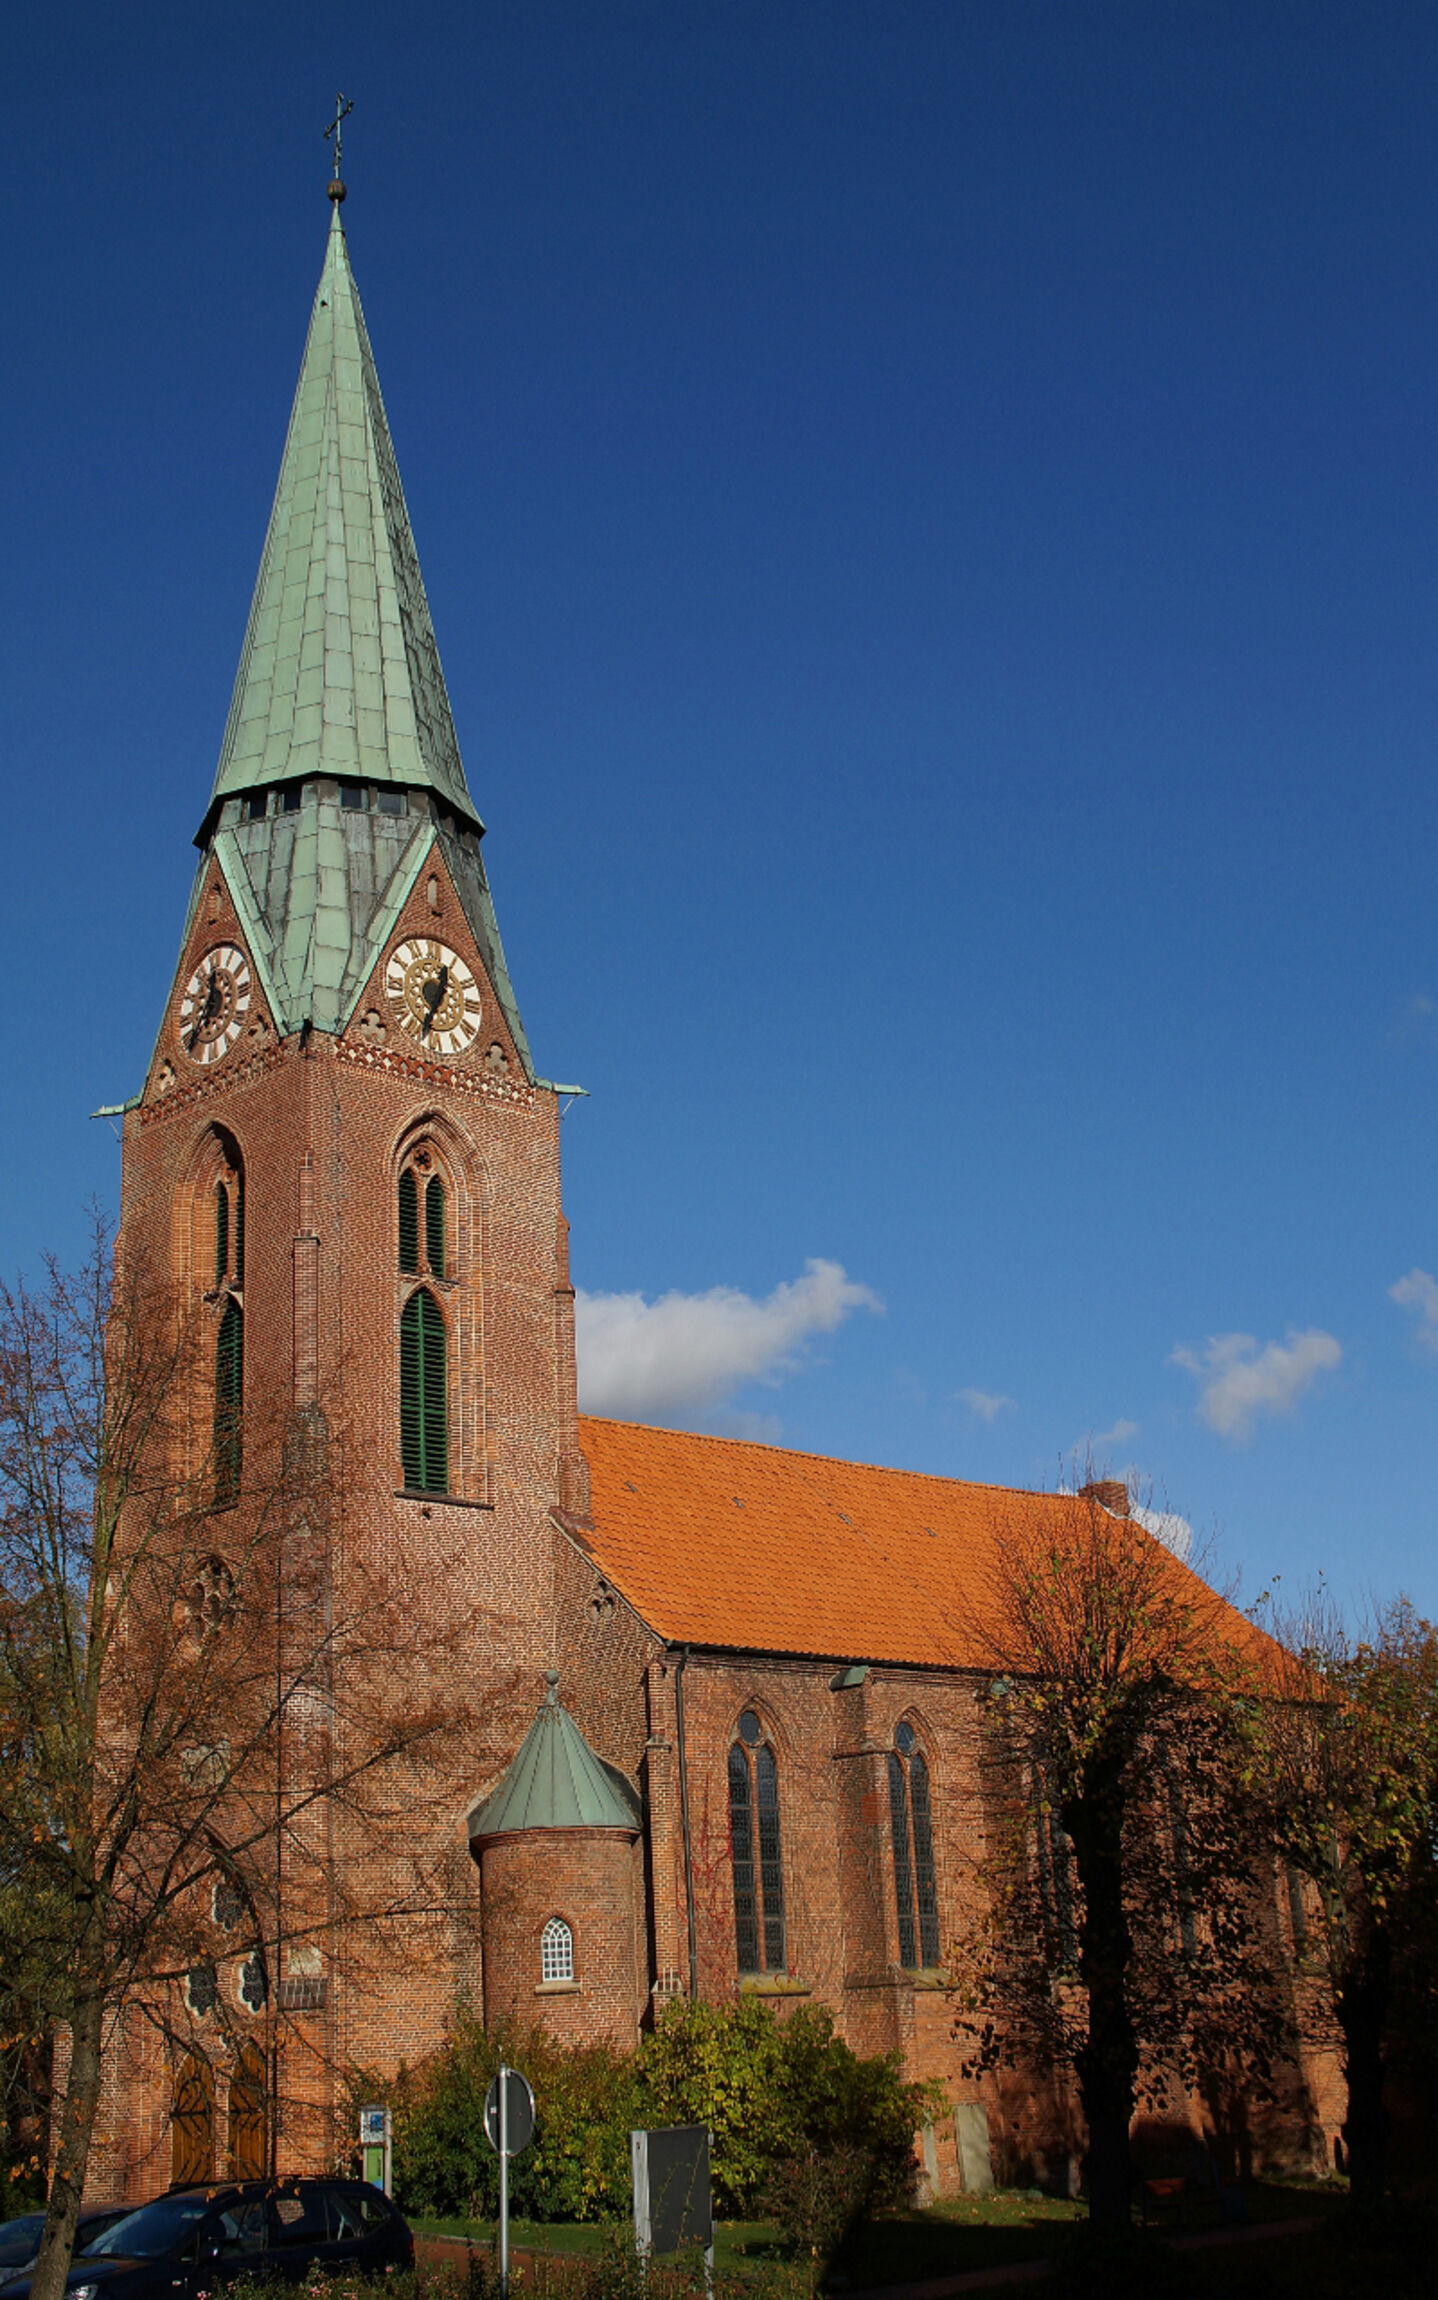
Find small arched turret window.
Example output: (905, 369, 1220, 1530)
(728, 1709, 786, 1974)
(400, 1288, 448, 1494)
(887, 1721, 940, 1969)
(540, 1917, 574, 1983)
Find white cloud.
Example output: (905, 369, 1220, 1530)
(958, 1387, 1016, 1423)
(575, 1258, 882, 1423)
(1131, 1503, 1194, 1564)
(1389, 1267, 1438, 1355)
(1093, 1418, 1139, 1448)
(1170, 1328, 1341, 1441)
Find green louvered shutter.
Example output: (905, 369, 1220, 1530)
(215, 1299, 243, 1503)
(215, 1184, 230, 1287)
(235, 1170, 245, 1283)
(400, 1288, 448, 1493)
(398, 1170, 419, 1273)
(425, 1176, 446, 1277)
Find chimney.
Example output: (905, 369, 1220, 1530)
(1080, 1479, 1130, 1517)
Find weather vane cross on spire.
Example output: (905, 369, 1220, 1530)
(324, 92, 354, 201)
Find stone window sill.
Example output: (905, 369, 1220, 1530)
(535, 1979, 580, 1996)
(738, 1975, 811, 1998)
(395, 1490, 495, 1511)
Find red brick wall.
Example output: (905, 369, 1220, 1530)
(99, 838, 582, 2190)
(478, 1829, 645, 2049)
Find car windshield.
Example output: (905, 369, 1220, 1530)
(85, 2197, 214, 2261)
(0, 2219, 45, 2254)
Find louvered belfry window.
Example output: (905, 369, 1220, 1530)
(888, 1721, 941, 1969)
(425, 1175, 446, 1278)
(214, 1297, 243, 1505)
(398, 1169, 420, 1274)
(400, 1287, 448, 1493)
(215, 1182, 230, 1287)
(728, 1709, 786, 1973)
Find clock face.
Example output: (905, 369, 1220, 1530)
(178, 945, 252, 1065)
(385, 939, 481, 1056)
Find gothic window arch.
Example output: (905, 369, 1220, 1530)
(540, 1917, 574, 1983)
(888, 1719, 941, 1969)
(728, 1707, 786, 1974)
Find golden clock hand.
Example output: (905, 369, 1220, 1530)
(421, 965, 449, 1036)
(187, 967, 222, 1051)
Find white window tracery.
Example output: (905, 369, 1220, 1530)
(540, 1917, 574, 1984)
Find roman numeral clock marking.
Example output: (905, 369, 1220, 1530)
(177, 944, 252, 1065)
(385, 938, 482, 1055)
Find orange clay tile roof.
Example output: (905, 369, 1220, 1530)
(575, 1416, 1270, 1674)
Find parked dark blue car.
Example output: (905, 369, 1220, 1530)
(0, 2182, 412, 2300)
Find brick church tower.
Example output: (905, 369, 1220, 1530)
(102, 191, 601, 2189)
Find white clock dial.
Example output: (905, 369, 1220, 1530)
(385, 939, 482, 1056)
(178, 945, 252, 1066)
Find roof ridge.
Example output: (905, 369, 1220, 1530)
(575, 1414, 1055, 1504)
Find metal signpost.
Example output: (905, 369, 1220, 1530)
(484, 2063, 536, 2300)
(358, 2104, 392, 2197)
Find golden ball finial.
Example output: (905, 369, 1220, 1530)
(328, 178, 347, 204)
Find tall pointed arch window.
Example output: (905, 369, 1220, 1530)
(400, 1289, 448, 1494)
(1032, 1763, 1077, 1970)
(887, 1720, 941, 1969)
(210, 1143, 244, 1506)
(728, 1709, 786, 1974)
(398, 1145, 454, 1495)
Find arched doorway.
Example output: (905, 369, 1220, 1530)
(171, 2054, 214, 2186)
(226, 2041, 268, 2179)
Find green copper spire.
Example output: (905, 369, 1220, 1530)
(468, 1675, 640, 1840)
(176, 206, 535, 1075)
(206, 204, 478, 829)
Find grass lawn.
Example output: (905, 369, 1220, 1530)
(413, 2220, 781, 2273)
(411, 2180, 1438, 2290)
(415, 2180, 1362, 2292)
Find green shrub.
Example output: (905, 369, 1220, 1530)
(363, 1994, 928, 2233)
(367, 2008, 639, 2223)
(637, 1998, 924, 2218)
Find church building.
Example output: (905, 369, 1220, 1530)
(92, 186, 1335, 2204)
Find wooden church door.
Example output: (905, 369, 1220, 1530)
(170, 2055, 214, 2186)
(226, 2043, 268, 2179)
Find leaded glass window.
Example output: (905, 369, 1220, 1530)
(540, 1917, 574, 1983)
(1032, 1764, 1076, 1969)
(889, 1723, 941, 1969)
(728, 1712, 785, 1973)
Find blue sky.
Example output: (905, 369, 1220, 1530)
(3, 2, 1437, 1616)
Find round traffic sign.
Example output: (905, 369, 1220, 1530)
(484, 2068, 536, 2157)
